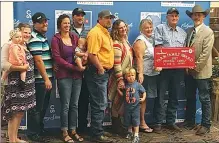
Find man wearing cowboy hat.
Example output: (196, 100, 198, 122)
(184, 5, 214, 135)
(153, 7, 187, 133)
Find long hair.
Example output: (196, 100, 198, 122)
(110, 19, 129, 42)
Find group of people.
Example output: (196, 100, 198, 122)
(1, 4, 214, 143)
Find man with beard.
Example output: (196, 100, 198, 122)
(153, 8, 187, 133)
(184, 5, 214, 136)
(85, 10, 115, 143)
(27, 12, 53, 142)
(71, 7, 90, 135)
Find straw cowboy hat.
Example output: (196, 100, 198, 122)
(186, 5, 210, 18)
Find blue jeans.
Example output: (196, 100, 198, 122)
(185, 75, 211, 128)
(154, 69, 184, 125)
(27, 78, 53, 135)
(57, 78, 82, 131)
(84, 65, 109, 137)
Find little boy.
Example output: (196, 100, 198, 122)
(119, 67, 146, 143)
(74, 38, 88, 71)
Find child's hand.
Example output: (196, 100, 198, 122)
(139, 92, 146, 102)
(84, 52, 88, 57)
(139, 97, 146, 102)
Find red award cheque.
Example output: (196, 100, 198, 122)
(154, 47, 195, 69)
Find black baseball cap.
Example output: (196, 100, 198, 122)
(32, 12, 49, 23)
(167, 7, 179, 15)
(72, 8, 86, 16)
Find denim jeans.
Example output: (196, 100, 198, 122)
(185, 75, 211, 128)
(27, 79, 52, 135)
(84, 65, 109, 137)
(154, 69, 184, 125)
(57, 78, 82, 131)
(77, 77, 90, 132)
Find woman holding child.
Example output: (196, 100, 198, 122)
(108, 19, 133, 134)
(51, 14, 84, 142)
(1, 23, 36, 143)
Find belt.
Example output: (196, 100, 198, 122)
(87, 64, 112, 73)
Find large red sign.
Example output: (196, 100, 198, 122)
(154, 47, 195, 69)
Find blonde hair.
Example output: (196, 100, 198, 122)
(124, 67, 136, 77)
(139, 18, 153, 32)
(9, 28, 21, 41)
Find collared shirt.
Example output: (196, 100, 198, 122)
(71, 23, 90, 38)
(87, 23, 114, 69)
(195, 23, 203, 33)
(27, 29, 53, 83)
(154, 23, 187, 47)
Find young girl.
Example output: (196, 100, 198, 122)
(118, 67, 146, 143)
(74, 38, 88, 71)
(1, 29, 27, 89)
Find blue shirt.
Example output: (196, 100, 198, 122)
(154, 24, 187, 47)
(124, 80, 146, 110)
(27, 30, 53, 83)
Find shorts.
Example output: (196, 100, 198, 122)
(123, 106, 140, 127)
(142, 74, 159, 98)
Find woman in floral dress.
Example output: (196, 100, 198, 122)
(1, 23, 36, 143)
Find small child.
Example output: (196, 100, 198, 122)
(118, 67, 146, 143)
(74, 38, 88, 71)
(1, 29, 27, 89)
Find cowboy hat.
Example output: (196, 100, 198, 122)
(186, 5, 210, 18)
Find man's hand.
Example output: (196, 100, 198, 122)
(138, 73, 144, 84)
(97, 67, 105, 75)
(45, 79, 52, 90)
(53, 64, 58, 72)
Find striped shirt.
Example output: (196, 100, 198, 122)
(27, 30, 53, 83)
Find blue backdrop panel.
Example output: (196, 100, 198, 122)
(14, 1, 210, 44)
(13, 1, 209, 128)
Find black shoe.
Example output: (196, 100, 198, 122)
(91, 135, 113, 143)
(182, 121, 196, 130)
(195, 126, 210, 136)
(27, 134, 49, 143)
(166, 124, 182, 132)
(153, 124, 162, 134)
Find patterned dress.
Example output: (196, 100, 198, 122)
(1, 50, 36, 122)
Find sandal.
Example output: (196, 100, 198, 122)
(71, 133, 84, 142)
(139, 126, 153, 133)
(63, 135, 74, 143)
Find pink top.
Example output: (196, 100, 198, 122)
(8, 43, 26, 66)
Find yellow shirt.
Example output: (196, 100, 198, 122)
(87, 23, 114, 69)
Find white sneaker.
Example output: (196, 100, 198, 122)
(132, 136, 139, 143)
